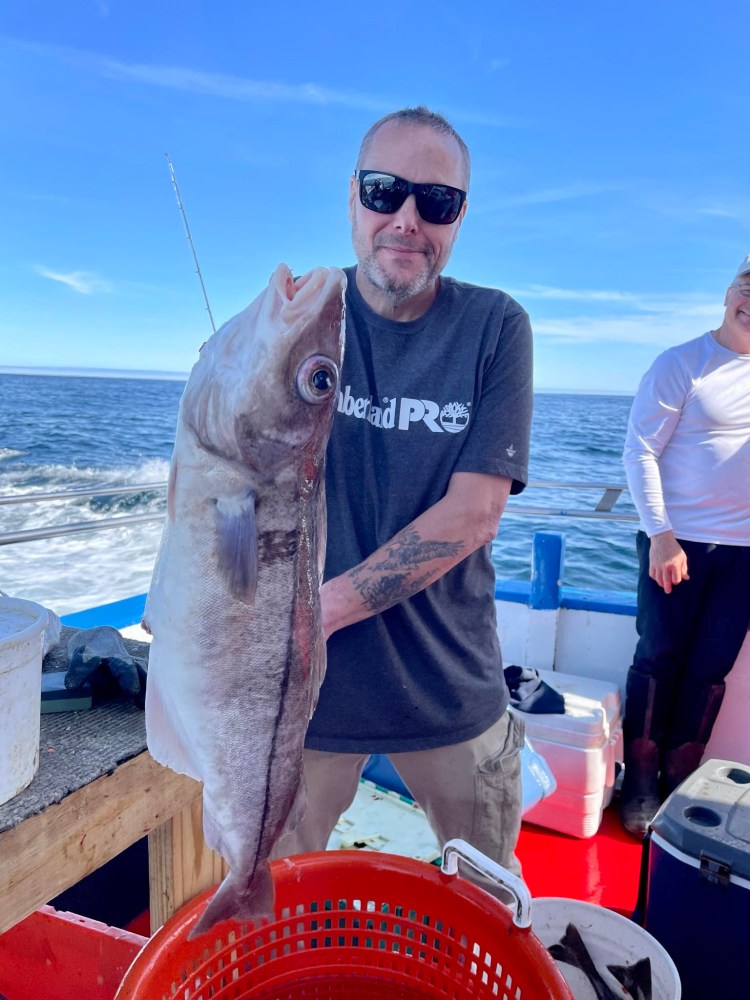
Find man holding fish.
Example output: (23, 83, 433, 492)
(274, 106, 534, 892)
(145, 105, 532, 934)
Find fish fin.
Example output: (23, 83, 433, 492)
(548, 923, 622, 999)
(214, 490, 258, 603)
(607, 957, 652, 1000)
(189, 864, 275, 939)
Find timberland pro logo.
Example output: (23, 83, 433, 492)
(337, 385, 470, 433)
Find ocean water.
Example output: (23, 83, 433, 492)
(0, 373, 639, 617)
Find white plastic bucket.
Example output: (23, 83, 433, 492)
(0, 596, 48, 805)
(532, 896, 680, 1000)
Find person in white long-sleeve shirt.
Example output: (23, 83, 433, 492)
(619, 253, 750, 839)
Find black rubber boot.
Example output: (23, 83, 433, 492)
(662, 682, 725, 796)
(620, 672, 672, 840)
(620, 737, 661, 839)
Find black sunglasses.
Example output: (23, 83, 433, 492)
(356, 170, 466, 226)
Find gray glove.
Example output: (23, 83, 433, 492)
(65, 626, 147, 708)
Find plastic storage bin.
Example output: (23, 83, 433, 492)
(645, 758, 750, 1000)
(515, 668, 623, 838)
(0, 905, 147, 1000)
(116, 846, 574, 999)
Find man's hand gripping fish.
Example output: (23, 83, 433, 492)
(143, 264, 346, 937)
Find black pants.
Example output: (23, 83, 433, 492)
(628, 531, 750, 746)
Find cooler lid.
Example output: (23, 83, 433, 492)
(512, 668, 622, 748)
(651, 759, 750, 880)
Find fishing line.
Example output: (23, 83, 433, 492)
(165, 153, 216, 334)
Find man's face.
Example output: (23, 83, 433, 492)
(349, 122, 468, 309)
(724, 275, 750, 334)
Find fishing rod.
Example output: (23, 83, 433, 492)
(165, 153, 216, 334)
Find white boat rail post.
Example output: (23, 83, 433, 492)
(440, 838, 532, 928)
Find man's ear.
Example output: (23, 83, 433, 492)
(453, 198, 468, 237)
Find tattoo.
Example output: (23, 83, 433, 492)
(350, 527, 464, 614)
(354, 571, 433, 614)
(353, 527, 463, 575)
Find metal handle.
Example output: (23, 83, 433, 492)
(440, 838, 532, 928)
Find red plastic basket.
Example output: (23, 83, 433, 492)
(116, 850, 572, 999)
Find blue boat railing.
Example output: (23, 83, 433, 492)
(0, 479, 637, 547)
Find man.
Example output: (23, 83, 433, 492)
(274, 107, 533, 889)
(620, 254, 750, 839)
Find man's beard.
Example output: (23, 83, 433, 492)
(354, 229, 439, 305)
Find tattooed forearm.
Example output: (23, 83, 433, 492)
(347, 527, 465, 614)
(353, 571, 433, 614)
(354, 527, 464, 575)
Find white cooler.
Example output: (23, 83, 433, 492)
(513, 668, 623, 838)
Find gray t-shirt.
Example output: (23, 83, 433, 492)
(305, 266, 533, 753)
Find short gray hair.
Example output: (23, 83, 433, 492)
(355, 106, 471, 189)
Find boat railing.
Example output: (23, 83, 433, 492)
(0, 483, 167, 546)
(508, 480, 638, 522)
(0, 479, 638, 547)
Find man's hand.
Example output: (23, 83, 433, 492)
(648, 531, 689, 594)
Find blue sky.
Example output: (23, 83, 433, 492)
(0, 1, 747, 392)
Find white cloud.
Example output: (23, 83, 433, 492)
(509, 285, 636, 304)
(9, 40, 519, 128)
(478, 182, 626, 213)
(99, 58, 521, 126)
(510, 284, 721, 315)
(98, 59, 388, 112)
(641, 194, 750, 224)
(696, 207, 743, 219)
(34, 266, 113, 294)
(532, 306, 722, 347)
(502, 284, 725, 347)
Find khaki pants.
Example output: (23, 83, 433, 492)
(273, 711, 525, 902)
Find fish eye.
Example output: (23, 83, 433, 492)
(296, 355, 339, 404)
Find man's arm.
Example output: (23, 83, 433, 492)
(321, 471, 511, 639)
(623, 451, 690, 593)
(622, 354, 689, 593)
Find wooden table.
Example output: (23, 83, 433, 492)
(0, 632, 226, 936)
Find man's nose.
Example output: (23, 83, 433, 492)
(391, 194, 420, 232)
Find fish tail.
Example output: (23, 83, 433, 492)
(188, 864, 275, 939)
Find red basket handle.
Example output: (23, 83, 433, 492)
(441, 839, 532, 928)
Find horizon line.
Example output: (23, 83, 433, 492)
(0, 365, 636, 395)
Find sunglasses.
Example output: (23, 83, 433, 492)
(356, 170, 466, 226)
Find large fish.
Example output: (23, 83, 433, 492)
(143, 264, 346, 936)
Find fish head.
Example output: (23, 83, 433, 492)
(181, 263, 346, 489)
